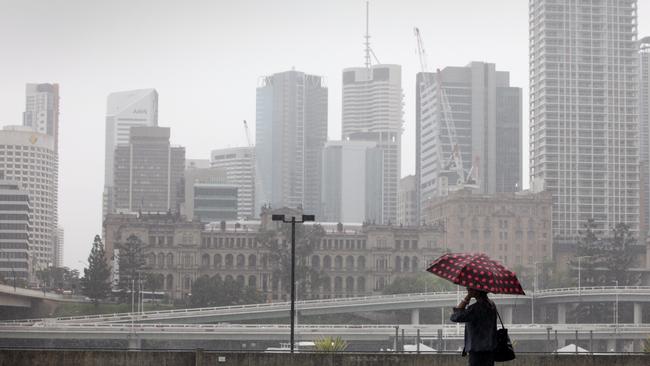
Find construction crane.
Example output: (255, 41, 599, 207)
(414, 27, 476, 188)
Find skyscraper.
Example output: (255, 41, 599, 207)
(417, 62, 522, 208)
(22, 83, 60, 271)
(103, 89, 158, 216)
(529, 0, 640, 238)
(341, 65, 403, 224)
(255, 70, 327, 214)
(639, 36, 650, 237)
(113, 126, 185, 214)
(210, 147, 255, 219)
(0, 127, 57, 272)
(23, 83, 59, 151)
(398, 175, 417, 226)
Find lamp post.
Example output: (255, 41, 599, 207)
(575, 255, 592, 297)
(614, 280, 619, 331)
(271, 213, 315, 354)
(532, 262, 542, 324)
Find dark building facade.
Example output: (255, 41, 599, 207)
(113, 126, 185, 214)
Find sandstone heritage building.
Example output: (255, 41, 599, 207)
(104, 207, 443, 301)
(422, 189, 553, 270)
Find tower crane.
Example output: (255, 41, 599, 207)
(414, 27, 476, 188)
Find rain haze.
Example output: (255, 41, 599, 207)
(0, 0, 585, 270)
(2, 0, 650, 357)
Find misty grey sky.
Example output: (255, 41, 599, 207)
(0, 0, 648, 270)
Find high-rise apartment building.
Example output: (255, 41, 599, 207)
(321, 140, 382, 223)
(529, 0, 640, 238)
(255, 70, 327, 214)
(0, 180, 30, 281)
(103, 89, 158, 216)
(23, 83, 59, 151)
(342, 65, 403, 224)
(417, 62, 522, 209)
(639, 37, 650, 237)
(53, 227, 64, 268)
(0, 127, 57, 271)
(398, 175, 418, 226)
(210, 147, 255, 219)
(113, 126, 185, 214)
(22, 83, 60, 272)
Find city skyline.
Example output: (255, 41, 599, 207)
(0, 0, 649, 270)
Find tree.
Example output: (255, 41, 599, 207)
(144, 273, 164, 304)
(602, 223, 639, 286)
(37, 266, 81, 293)
(80, 235, 112, 306)
(257, 223, 325, 300)
(569, 219, 603, 286)
(189, 275, 264, 308)
(567, 221, 640, 323)
(117, 234, 146, 302)
(382, 274, 454, 295)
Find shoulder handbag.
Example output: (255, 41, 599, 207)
(494, 309, 516, 362)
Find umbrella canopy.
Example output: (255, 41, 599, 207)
(426, 252, 525, 295)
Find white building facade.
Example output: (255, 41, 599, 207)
(0, 127, 57, 272)
(398, 175, 417, 226)
(210, 147, 255, 219)
(23, 83, 59, 151)
(342, 65, 403, 224)
(529, 0, 640, 238)
(255, 70, 328, 215)
(321, 140, 382, 224)
(639, 37, 650, 237)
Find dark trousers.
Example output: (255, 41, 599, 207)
(468, 351, 495, 366)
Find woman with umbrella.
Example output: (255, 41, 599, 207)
(427, 253, 524, 366)
(451, 287, 497, 366)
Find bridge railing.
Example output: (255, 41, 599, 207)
(535, 286, 650, 295)
(2, 322, 650, 335)
(9, 286, 650, 325)
(43, 291, 463, 323)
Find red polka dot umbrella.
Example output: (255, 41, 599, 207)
(426, 252, 525, 295)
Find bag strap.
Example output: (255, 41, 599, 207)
(495, 308, 506, 329)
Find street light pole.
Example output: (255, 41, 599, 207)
(614, 280, 619, 331)
(272, 213, 315, 354)
(532, 262, 541, 324)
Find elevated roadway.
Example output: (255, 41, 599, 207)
(0, 322, 648, 352)
(17, 286, 649, 325)
(0, 283, 87, 308)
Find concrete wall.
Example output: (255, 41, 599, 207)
(0, 350, 648, 366)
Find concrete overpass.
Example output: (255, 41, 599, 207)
(20, 286, 650, 325)
(0, 283, 87, 308)
(0, 322, 648, 352)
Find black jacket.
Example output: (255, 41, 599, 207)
(450, 299, 497, 353)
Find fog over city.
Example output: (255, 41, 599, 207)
(0, 0, 548, 269)
(2, 0, 650, 358)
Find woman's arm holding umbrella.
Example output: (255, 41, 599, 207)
(450, 291, 475, 323)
